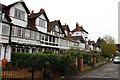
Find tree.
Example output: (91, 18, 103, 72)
(100, 35, 117, 58)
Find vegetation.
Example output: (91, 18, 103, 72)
(11, 48, 109, 77)
(99, 35, 117, 59)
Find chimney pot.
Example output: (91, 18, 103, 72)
(40, 8, 45, 13)
(76, 22, 79, 31)
(31, 10, 34, 14)
(76, 22, 79, 27)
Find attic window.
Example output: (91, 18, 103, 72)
(14, 8, 25, 20)
(39, 18, 45, 28)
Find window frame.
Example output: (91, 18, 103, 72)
(2, 24, 10, 35)
(14, 8, 25, 20)
(39, 18, 45, 28)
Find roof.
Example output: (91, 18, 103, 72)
(72, 36, 85, 43)
(3, 0, 30, 15)
(88, 40, 96, 47)
(47, 20, 66, 36)
(28, 9, 49, 22)
(71, 23, 88, 34)
(28, 9, 49, 30)
(62, 24, 70, 32)
(0, 3, 11, 22)
(72, 25, 88, 34)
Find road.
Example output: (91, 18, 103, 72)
(64, 62, 120, 80)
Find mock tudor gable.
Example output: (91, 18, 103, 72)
(3, 0, 30, 27)
(47, 20, 66, 38)
(28, 8, 49, 33)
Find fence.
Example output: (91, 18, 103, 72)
(2, 66, 43, 80)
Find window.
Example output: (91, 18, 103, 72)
(25, 29, 30, 39)
(39, 18, 45, 28)
(12, 26, 18, 36)
(30, 31, 35, 40)
(54, 26, 59, 32)
(45, 35, 48, 41)
(18, 27, 22, 37)
(14, 8, 25, 20)
(2, 25, 10, 35)
(36, 32, 40, 40)
(41, 34, 44, 41)
(21, 28, 25, 38)
(17, 48, 21, 52)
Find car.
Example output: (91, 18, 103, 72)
(113, 56, 120, 63)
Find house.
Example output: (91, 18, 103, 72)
(0, 3, 12, 61)
(0, 0, 81, 61)
(71, 23, 88, 50)
(0, 0, 31, 61)
(87, 39, 96, 51)
(62, 23, 71, 39)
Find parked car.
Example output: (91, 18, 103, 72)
(113, 56, 120, 63)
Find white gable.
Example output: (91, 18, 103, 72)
(39, 14, 46, 20)
(35, 14, 47, 33)
(9, 2, 28, 27)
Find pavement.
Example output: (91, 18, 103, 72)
(60, 62, 119, 80)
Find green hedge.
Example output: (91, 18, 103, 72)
(11, 52, 72, 72)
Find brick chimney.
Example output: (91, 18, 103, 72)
(76, 22, 79, 31)
(40, 8, 45, 13)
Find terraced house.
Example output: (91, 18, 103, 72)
(0, 0, 88, 62)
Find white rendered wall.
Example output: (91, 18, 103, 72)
(0, 45, 5, 60)
(6, 45, 11, 62)
(79, 42, 85, 49)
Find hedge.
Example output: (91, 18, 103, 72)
(11, 52, 72, 72)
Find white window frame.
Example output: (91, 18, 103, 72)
(39, 18, 45, 28)
(30, 31, 35, 40)
(36, 32, 40, 40)
(14, 8, 25, 20)
(11, 26, 18, 36)
(2, 24, 10, 35)
(25, 29, 30, 39)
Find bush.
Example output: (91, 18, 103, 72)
(11, 52, 72, 76)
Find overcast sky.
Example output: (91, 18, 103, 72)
(1, 0, 119, 43)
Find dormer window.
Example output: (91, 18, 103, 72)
(39, 18, 45, 28)
(14, 8, 25, 20)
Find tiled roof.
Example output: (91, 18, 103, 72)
(72, 23, 88, 34)
(72, 26, 88, 34)
(28, 9, 49, 30)
(62, 24, 70, 32)
(0, 3, 11, 22)
(28, 9, 49, 22)
(47, 20, 66, 36)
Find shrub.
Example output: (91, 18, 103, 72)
(11, 52, 72, 76)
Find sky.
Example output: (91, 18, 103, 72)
(1, 0, 119, 43)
